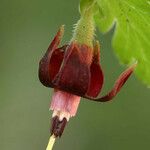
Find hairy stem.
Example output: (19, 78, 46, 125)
(72, 6, 95, 47)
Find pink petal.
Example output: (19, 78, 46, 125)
(50, 90, 81, 117)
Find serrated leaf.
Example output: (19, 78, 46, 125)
(80, 0, 150, 86)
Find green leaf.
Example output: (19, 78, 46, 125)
(80, 0, 150, 86)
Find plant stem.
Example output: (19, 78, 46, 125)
(71, 6, 95, 47)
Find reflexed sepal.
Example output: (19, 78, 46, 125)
(85, 63, 137, 102)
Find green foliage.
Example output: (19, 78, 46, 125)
(80, 0, 150, 86)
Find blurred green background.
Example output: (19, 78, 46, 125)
(0, 0, 150, 150)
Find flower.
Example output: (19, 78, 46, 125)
(39, 26, 136, 138)
(39, 25, 136, 101)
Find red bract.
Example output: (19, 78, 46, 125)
(39, 26, 136, 102)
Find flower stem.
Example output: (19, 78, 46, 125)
(46, 135, 56, 150)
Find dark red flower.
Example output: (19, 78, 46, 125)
(39, 26, 137, 139)
(39, 26, 136, 102)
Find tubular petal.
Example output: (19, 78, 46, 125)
(50, 90, 81, 117)
(85, 63, 137, 102)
